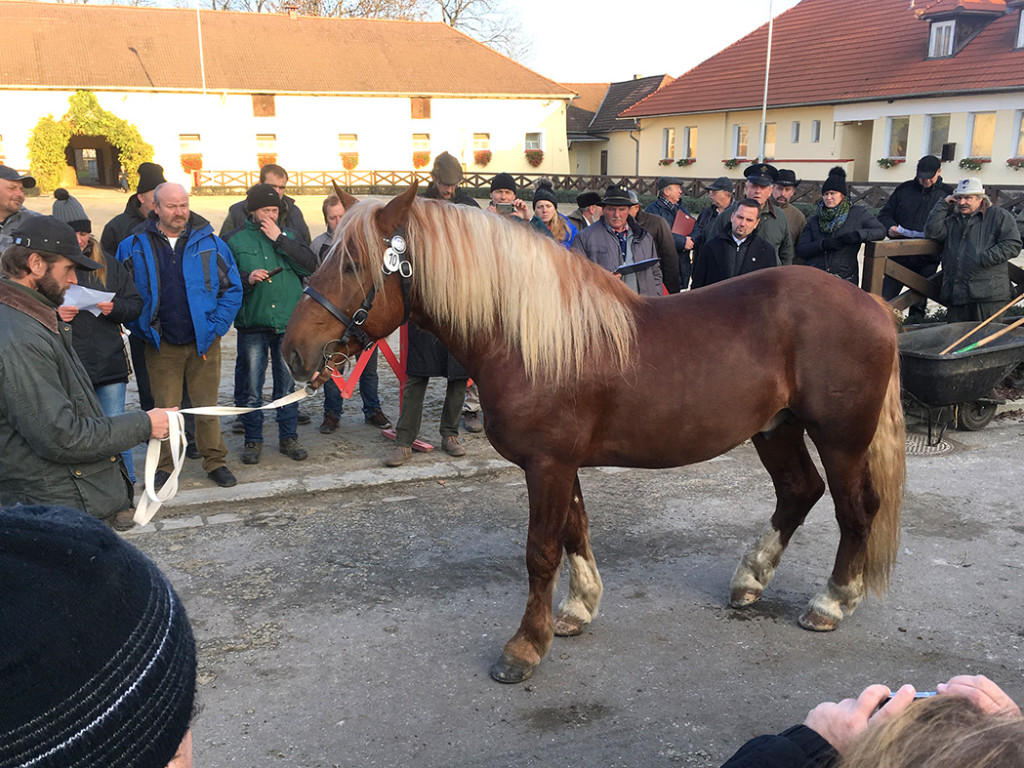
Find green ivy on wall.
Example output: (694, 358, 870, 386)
(27, 91, 153, 193)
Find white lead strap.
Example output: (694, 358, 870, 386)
(134, 387, 313, 526)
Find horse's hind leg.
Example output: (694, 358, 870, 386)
(730, 423, 826, 607)
(554, 473, 602, 637)
(799, 448, 877, 632)
(491, 463, 575, 684)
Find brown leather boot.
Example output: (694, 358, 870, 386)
(383, 445, 412, 467)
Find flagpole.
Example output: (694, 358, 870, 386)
(758, 0, 774, 162)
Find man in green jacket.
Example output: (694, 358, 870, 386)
(925, 177, 1023, 322)
(0, 216, 171, 528)
(225, 184, 317, 465)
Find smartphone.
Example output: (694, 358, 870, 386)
(495, 203, 516, 214)
(876, 691, 937, 711)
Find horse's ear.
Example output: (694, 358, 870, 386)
(375, 184, 419, 234)
(331, 180, 359, 211)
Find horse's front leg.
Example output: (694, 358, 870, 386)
(490, 463, 576, 684)
(554, 473, 602, 636)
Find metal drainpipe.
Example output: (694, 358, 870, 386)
(629, 129, 640, 176)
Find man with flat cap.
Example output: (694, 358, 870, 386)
(644, 176, 693, 292)
(568, 190, 602, 234)
(0, 216, 172, 528)
(879, 154, 954, 321)
(707, 163, 794, 266)
(772, 168, 807, 250)
(574, 185, 664, 297)
(0, 166, 40, 251)
(423, 152, 479, 207)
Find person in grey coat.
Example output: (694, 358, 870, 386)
(0, 216, 171, 529)
(573, 185, 664, 297)
(925, 177, 1023, 322)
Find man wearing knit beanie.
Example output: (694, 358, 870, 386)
(0, 504, 197, 768)
(486, 172, 529, 221)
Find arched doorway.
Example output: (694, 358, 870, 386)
(65, 134, 121, 187)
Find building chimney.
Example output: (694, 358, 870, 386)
(284, 3, 299, 18)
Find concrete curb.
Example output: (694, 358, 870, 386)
(126, 456, 516, 534)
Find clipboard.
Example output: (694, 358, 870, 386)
(672, 209, 696, 237)
(613, 258, 659, 276)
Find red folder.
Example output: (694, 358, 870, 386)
(672, 209, 696, 237)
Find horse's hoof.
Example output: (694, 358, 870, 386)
(729, 589, 762, 608)
(798, 608, 839, 632)
(490, 653, 536, 684)
(554, 615, 585, 636)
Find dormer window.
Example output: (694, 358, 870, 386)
(1017, 10, 1024, 49)
(929, 20, 955, 58)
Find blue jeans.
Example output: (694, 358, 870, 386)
(94, 381, 136, 482)
(235, 330, 298, 443)
(323, 347, 382, 419)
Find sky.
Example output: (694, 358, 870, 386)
(506, 0, 803, 84)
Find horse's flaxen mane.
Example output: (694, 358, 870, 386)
(338, 197, 641, 385)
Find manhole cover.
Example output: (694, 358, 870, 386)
(905, 433, 956, 456)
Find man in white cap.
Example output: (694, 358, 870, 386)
(925, 178, 1022, 322)
(0, 166, 39, 251)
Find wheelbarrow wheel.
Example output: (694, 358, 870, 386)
(957, 401, 997, 431)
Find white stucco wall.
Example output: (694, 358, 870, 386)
(0, 89, 571, 184)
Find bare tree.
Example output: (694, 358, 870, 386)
(430, 0, 533, 62)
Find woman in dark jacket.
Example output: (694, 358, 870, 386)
(796, 167, 885, 284)
(53, 190, 144, 481)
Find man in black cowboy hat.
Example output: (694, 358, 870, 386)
(707, 163, 794, 266)
(772, 168, 806, 249)
(0, 216, 172, 528)
(573, 185, 663, 297)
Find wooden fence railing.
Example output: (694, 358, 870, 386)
(193, 170, 1024, 208)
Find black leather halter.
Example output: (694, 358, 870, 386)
(303, 226, 412, 362)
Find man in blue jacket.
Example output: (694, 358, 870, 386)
(118, 182, 243, 488)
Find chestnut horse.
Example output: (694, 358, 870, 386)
(282, 186, 905, 684)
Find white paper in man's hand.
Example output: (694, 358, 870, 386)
(62, 285, 116, 316)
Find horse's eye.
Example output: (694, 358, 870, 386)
(342, 261, 359, 274)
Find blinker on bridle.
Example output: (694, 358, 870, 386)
(303, 225, 412, 372)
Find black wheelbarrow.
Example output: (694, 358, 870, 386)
(899, 321, 1024, 443)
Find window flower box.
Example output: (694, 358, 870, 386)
(876, 157, 905, 169)
(959, 157, 989, 171)
(658, 158, 675, 166)
(525, 149, 544, 167)
(341, 153, 359, 171)
(722, 158, 740, 169)
(257, 153, 277, 168)
(1007, 158, 1024, 171)
(412, 151, 431, 169)
(474, 149, 492, 167)
(179, 153, 203, 173)
(676, 158, 695, 167)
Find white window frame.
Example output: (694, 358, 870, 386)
(732, 124, 749, 158)
(1014, 110, 1024, 157)
(886, 116, 910, 158)
(791, 121, 800, 143)
(662, 127, 675, 159)
(924, 114, 950, 157)
(179, 134, 201, 154)
(473, 133, 490, 151)
(338, 134, 358, 153)
(968, 112, 996, 158)
(683, 126, 697, 159)
(256, 134, 276, 154)
(760, 122, 777, 159)
(1017, 11, 1024, 49)
(524, 132, 544, 151)
(412, 133, 431, 152)
(929, 20, 955, 58)
(810, 120, 821, 143)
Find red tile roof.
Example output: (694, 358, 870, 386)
(0, 1, 573, 98)
(914, 0, 1005, 18)
(623, 0, 1024, 118)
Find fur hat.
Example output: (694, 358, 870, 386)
(821, 166, 848, 196)
(430, 151, 463, 186)
(246, 182, 282, 212)
(532, 179, 557, 207)
(490, 172, 516, 194)
(136, 162, 166, 194)
(0, 505, 197, 768)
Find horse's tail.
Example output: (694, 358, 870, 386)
(864, 328, 906, 597)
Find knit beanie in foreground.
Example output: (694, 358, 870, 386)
(0, 505, 196, 768)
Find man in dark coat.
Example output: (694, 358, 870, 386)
(692, 198, 779, 288)
(707, 164, 795, 266)
(0, 216, 170, 528)
(567, 190, 602, 234)
(385, 152, 475, 467)
(878, 154, 955, 320)
(689, 176, 735, 285)
(629, 190, 678, 294)
(219, 163, 311, 245)
(643, 176, 694, 292)
(772, 168, 807, 251)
